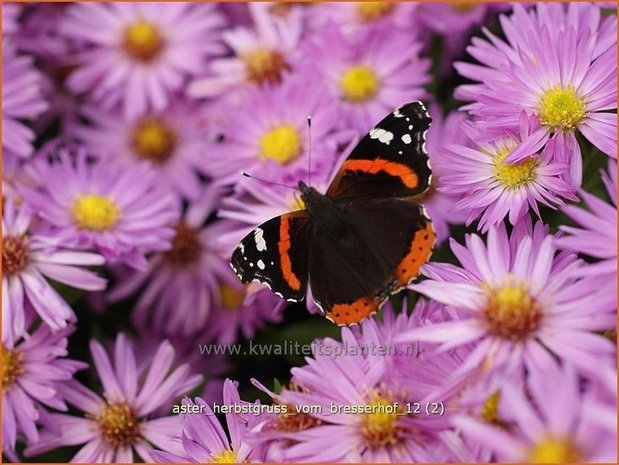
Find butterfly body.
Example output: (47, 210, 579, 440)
(231, 102, 436, 325)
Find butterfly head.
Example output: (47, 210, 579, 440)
(298, 180, 332, 218)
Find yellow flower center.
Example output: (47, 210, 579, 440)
(97, 402, 140, 447)
(527, 437, 582, 463)
(538, 85, 587, 131)
(243, 49, 291, 85)
(1, 345, 24, 389)
(219, 284, 246, 310)
(339, 65, 379, 102)
(2, 236, 30, 275)
(480, 390, 502, 425)
(209, 449, 237, 463)
(165, 223, 202, 266)
(123, 20, 164, 62)
(360, 393, 403, 448)
(71, 194, 120, 231)
(259, 123, 302, 164)
(131, 117, 177, 164)
(492, 142, 538, 189)
(357, 2, 395, 22)
(450, 2, 478, 12)
(482, 281, 544, 341)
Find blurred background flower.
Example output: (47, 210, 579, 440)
(1, 2, 616, 463)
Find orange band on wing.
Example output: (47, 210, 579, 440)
(396, 222, 435, 286)
(278, 217, 302, 291)
(325, 295, 380, 326)
(343, 158, 419, 189)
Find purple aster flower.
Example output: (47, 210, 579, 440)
(415, 105, 469, 243)
(2, 324, 86, 458)
(60, 3, 226, 119)
(205, 77, 342, 188)
(2, 198, 106, 346)
(188, 3, 303, 99)
(556, 161, 617, 283)
(261, 318, 457, 462)
(2, 42, 48, 160)
(439, 112, 577, 232)
(151, 380, 259, 463)
(107, 186, 234, 337)
(309, 2, 419, 33)
(416, 2, 507, 35)
(15, 3, 71, 61)
(131, 332, 231, 408)
(20, 149, 177, 270)
(454, 365, 617, 462)
(203, 281, 286, 345)
(302, 23, 430, 132)
(25, 333, 201, 462)
(397, 220, 616, 384)
(74, 100, 214, 201)
(455, 3, 617, 185)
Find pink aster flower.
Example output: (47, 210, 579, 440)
(261, 319, 457, 462)
(205, 77, 342, 188)
(151, 381, 258, 463)
(397, 220, 617, 384)
(556, 161, 617, 283)
(416, 2, 507, 35)
(439, 113, 577, 232)
(455, 3, 617, 186)
(188, 3, 303, 99)
(2, 324, 86, 458)
(25, 334, 202, 462)
(302, 23, 430, 132)
(20, 149, 177, 270)
(16, 3, 71, 61)
(203, 280, 286, 345)
(2, 42, 48, 160)
(308, 2, 419, 33)
(107, 186, 234, 337)
(74, 100, 214, 201)
(60, 2, 226, 118)
(454, 365, 617, 462)
(2, 198, 106, 346)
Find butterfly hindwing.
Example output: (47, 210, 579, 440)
(326, 101, 432, 200)
(308, 197, 435, 325)
(230, 211, 311, 302)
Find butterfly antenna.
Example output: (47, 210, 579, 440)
(241, 172, 297, 191)
(307, 115, 312, 187)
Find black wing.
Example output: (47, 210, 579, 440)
(326, 101, 432, 200)
(230, 211, 311, 302)
(308, 197, 435, 325)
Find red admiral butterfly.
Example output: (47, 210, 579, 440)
(231, 101, 435, 325)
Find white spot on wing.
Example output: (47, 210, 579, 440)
(254, 228, 267, 251)
(401, 134, 412, 144)
(257, 259, 265, 270)
(369, 128, 394, 145)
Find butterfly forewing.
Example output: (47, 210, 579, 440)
(327, 101, 432, 200)
(230, 211, 311, 302)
